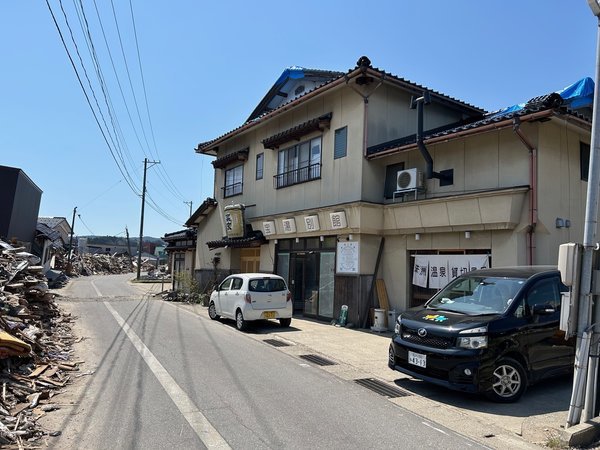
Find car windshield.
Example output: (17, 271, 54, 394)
(426, 275, 526, 315)
(248, 278, 286, 292)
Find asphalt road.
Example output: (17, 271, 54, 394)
(44, 274, 489, 449)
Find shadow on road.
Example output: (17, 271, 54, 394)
(393, 373, 572, 417)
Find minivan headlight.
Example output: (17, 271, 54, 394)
(457, 326, 488, 349)
(394, 316, 402, 334)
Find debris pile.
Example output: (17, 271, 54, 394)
(0, 240, 78, 446)
(54, 252, 156, 277)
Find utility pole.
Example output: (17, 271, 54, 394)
(66, 206, 77, 275)
(137, 158, 160, 280)
(184, 201, 193, 218)
(125, 227, 133, 272)
(567, 0, 600, 427)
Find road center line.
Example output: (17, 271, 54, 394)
(103, 301, 231, 449)
(90, 280, 103, 297)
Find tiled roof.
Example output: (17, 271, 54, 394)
(367, 103, 591, 157)
(206, 230, 266, 250)
(196, 57, 486, 154)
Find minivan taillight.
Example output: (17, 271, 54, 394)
(245, 293, 252, 304)
(286, 291, 292, 302)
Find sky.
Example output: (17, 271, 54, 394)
(0, 1, 597, 239)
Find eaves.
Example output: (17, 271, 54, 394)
(366, 108, 590, 160)
(195, 63, 486, 156)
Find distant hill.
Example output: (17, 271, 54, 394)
(79, 235, 166, 246)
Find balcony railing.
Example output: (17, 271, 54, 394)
(273, 163, 321, 189)
(222, 182, 243, 198)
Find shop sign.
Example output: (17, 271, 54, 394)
(330, 211, 347, 229)
(223, 204, 245, 239)
(281, 218, 296, 234)
(304, 215, 320, 232)
(262, 221, 276, 236)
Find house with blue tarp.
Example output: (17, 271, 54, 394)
(191, 56, 592, 324)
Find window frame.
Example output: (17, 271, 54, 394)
(256, 153, 264, 180)
(334, 126, 348, 159)
(581, 141, 591, 181)
(223, 164, 244, 198)
(274, 136, 322, 189)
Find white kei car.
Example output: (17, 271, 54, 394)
(208, 273, 293, 331)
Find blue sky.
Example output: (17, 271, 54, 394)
(0, 1, 596, 238)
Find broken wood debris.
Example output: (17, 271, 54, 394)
(0, 239, 81, 446)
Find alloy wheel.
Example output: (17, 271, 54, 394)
(492, 363, 522, 398)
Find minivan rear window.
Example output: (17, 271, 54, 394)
(249, 278, 286, 292)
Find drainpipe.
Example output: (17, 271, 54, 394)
(512, 118, 537, 265)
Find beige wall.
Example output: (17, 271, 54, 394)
(197, 75, 592, 316)
(212, 87, 365, 223)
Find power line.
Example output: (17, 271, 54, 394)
(45, 0, 139, 195)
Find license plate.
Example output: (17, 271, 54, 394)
(263, 311, 276, 319)
(408, 351, 426, 368)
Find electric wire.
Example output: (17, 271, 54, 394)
(128, 0, 189, 202)
(71, 0, 140, 188)
(77, 214, 96, 235)
(48, 0, 193, 232)
(45, 0, 139, 195)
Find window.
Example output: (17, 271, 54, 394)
(581, 142, 590, 181)
(256, 153, 264, 180)
(219, 278, 233, 291)
(274, 137, 321, 188)
(224, 165, 243, 197)
(525, 278, 560, 313)
(231, 277, 243, 290)
(334, 127, 347, 159)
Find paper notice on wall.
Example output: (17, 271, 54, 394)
(413, 254, 490, 289)
(428, 255, 450, 289)
(412, 256, 429, 288)
(467, 254, 489, 271)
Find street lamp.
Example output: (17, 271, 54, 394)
(589, 0, 600, 17)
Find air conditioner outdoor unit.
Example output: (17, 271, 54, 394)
(396, 168, 423, 191)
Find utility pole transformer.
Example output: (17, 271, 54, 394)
(137, 158, 160, 280)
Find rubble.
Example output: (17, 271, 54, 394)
(54, 252, 155, 277)
(0, 239, 78, 447)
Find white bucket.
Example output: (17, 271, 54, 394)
(373, 308, 386, 328)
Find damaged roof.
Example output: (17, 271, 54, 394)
(367, 77, 593, 158)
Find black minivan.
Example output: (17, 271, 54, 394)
(388, 266, 575, 402)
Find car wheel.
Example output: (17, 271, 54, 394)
(388, 345, 396, 368)
(235, 310, 248, 331)
(279, 318, 292, 328)
(208, 302, 220, 320)
(486, 357, 527, 403)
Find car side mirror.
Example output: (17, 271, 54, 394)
(532, 303, 556, 316)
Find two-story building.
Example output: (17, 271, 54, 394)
(192, 56, 592, 326)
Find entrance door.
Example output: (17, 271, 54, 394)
(290, 253, 319, 315)
(240, 248, 260, 273)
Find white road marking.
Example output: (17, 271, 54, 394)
(90, 280, 103, 297)
(422, 421, 448, 435)
(104, 301, 231, 449)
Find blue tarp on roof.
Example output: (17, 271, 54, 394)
(489, 77, 594, 118)
(558, 77, 594, 109)
(274, 66, 306, 87)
